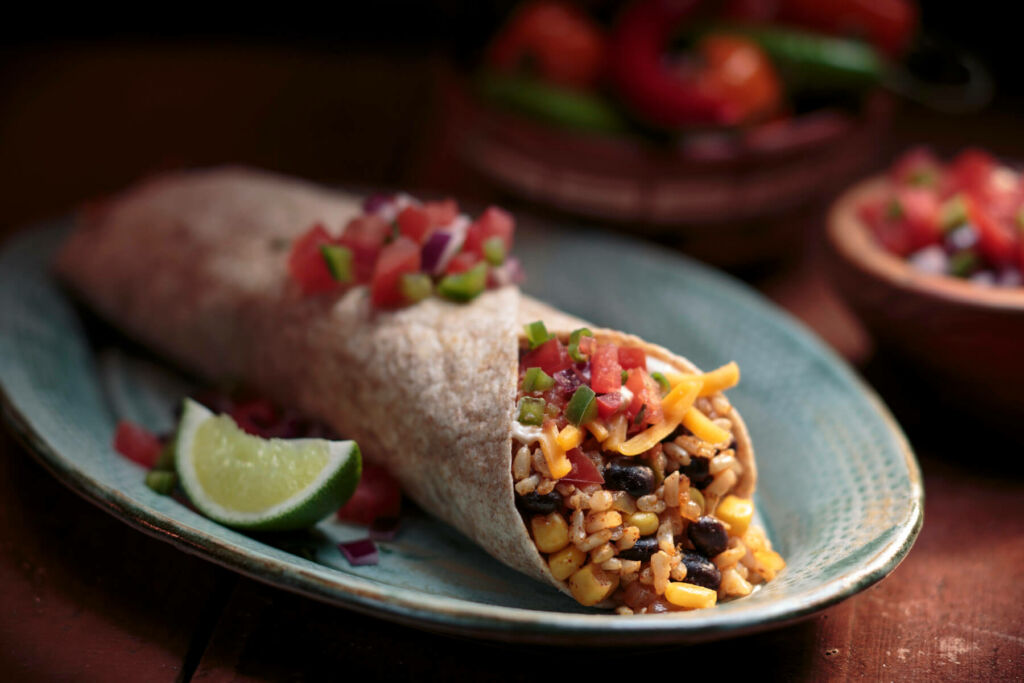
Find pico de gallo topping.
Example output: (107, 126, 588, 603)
(288, 194, 524, 307)
(858, 148, 1024, 287)
(512, 322, 784, 611)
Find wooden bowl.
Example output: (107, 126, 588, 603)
(447, 76, 893, 266)
(825, 177, 1024, 418)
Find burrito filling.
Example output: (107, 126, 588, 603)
(288, 193, 524, 307)
(513, 322, 785, 613)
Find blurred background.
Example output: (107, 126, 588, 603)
(1, 0, 1022, 422)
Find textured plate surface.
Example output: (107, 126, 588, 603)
(0, 220, 923, 645)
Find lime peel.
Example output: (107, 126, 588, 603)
(175, 399, 361, 531)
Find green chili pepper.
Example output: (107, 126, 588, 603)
(399, 273, 433, 303)
(698, 24, 885, 92)
(524, 320, 553, 349)
(522, 367, 555, 393)
(651, 371, 671, 396)
(437, 263, 487, 302)
(565, 386, 597, 426)
(476, 71, 629, 134)
(568, 327, 593, 362)
(482, 237, 507, 266)
(145, 470, 177, 495)
(320, 244, 354, 283)
(621, 370, 629, 383)
(517, 397, 547, 426)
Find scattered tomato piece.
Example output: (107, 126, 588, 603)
(371, 237, 421, 308)
(336, 464, 402, 525)
(113, 421, 162, 468)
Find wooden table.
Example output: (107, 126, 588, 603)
(2, 45, 1022, 682)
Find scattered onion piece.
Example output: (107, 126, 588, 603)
(339, 539, 379, 566)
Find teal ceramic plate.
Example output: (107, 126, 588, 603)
(0, 221, 922, 645)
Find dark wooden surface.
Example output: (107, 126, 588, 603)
(2, 44, 1023, 682)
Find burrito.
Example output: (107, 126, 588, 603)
(55, 168, 783, 613)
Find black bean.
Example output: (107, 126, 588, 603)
(603, 457, 655, 498)
(687, 516, 729, 558)
(517, 490, 562, 514)
(679, 455, 713, 489)
(618, 535, 659, 561)
(680, 550, 721, 590)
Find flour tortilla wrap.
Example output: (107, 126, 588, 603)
(54, 167, 756, 598)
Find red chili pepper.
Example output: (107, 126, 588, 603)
(608, 0, 740, 127)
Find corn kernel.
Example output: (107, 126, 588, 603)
(716, 494, 753, 537)
(664, 582, 718, 609)
(531, 512, 570, 553)
(626, 512, 660, 536)
(755, 549, 786, 574)
(568, 564, 619, 606)
(557, 424, 584, 451)
(548, 545, 585, 581)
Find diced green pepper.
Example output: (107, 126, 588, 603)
(621, 370, 629, 383)
(908, 169, 938, 188)
(320, 244, 354, 283)
(567, 327, 593, 362)
(482, 237, 506, 266)
(524, 320, 553, 349)
(437, 263, 487, 302)
(651, 371, 671, 396)
(522, 367, 555, 393)
(949, 251, 978, 278)
(154, 439, 176, 472)
(885, 199, 904, 220)
(565, 386, 597, 426)
(399, 272, 433, 303)
(145, 470, 178, 495)
(517, 397, 547, 426)
(940, 195, 968, 233)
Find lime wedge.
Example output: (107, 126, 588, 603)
(175, 399, 361, 531)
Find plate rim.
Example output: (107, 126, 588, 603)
(0, 222, 924, 645)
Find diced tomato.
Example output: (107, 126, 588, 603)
(595, 393, 622, 419)
(563, 448, 604, 486)
(948, 148, 997, 196)
(625, 369, 663, 428)
(590, 344, 623, 393)
(229, 398, 279, 438)
(339, 215, 391, 284)
(396, 206, 432, 243)
(966, 196, 1017, 266)
(113, 421, 162, 468)
(464, 207, 515, 257)
(288, 224, 339, 295)
(890, 147, 941, 187)
(577, 335, 596, 357)
(370, 237, 421, 308)
(445, 251, 481, 275)
(617, 347, 646, 371)
(897, 187, 942, 250)
(423, 199, 459, 227)
(859, 196, 915, 257)
(521, 338, 573, 376)
(336, 463, 402, 525)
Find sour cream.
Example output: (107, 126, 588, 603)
(511, 420, 543, 445)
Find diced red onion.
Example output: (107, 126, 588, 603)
(362, 193, 393, 214)
(488, 257, 525, 287)
(428, 216, 469, 274)
(420, 231, 453, 273)
(369, 516, 401, 541)
(339, 538, 379, 566)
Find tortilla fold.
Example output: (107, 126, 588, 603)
(54, 167, 756, 598)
